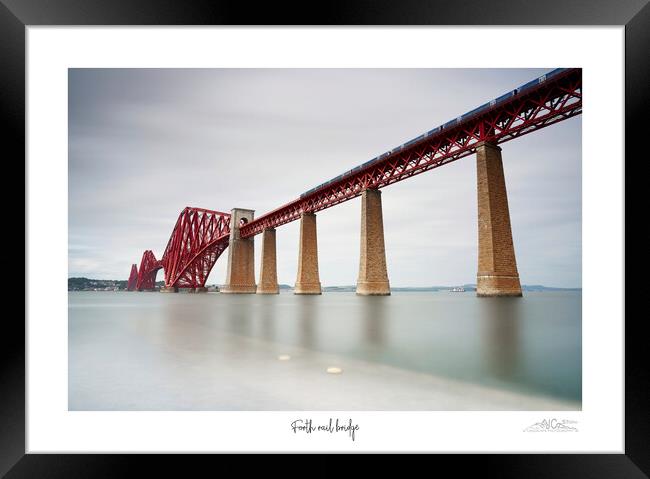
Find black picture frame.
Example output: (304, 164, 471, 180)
(5, 0, 647, 474)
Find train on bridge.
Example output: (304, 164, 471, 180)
(300, 68, 569, 199)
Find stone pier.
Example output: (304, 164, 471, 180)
(257, 228, 279, 294)
(294, 212, 322, 295)
(476, 142, 522, 297)
(221, 208, 257, 294)
(356, 188, 391, 295)
(160, 286, 178, 293)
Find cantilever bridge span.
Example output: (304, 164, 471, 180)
(129, 208, 231, 291)
(128, 68, 582, 296)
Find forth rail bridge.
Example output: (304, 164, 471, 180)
(126, 68, 582, 297)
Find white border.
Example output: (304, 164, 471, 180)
(27, 27, 624, 453)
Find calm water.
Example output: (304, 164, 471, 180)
(69, 291, 581, 408)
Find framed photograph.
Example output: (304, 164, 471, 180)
(7, 0, 647, 473)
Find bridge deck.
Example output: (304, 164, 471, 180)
(239, 68, 582, 238)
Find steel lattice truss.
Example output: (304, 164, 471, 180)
(127, 264, 138, 291)
(161, 207, 231, 289)
(240, 68, 582, 238)
(136, 250, 163, 291)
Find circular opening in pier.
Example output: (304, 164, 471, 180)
(239, 217, 249, 227)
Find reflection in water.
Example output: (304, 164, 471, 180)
(161, 296, 213, 351)
(482, 298, 521, 380)
(298, 297, 317, 348)
(229, 297, 251, 336)
(69, 291, 581, 405)
(362, 297, 387, 348)
(162, 299, 191, 343)
(259, 297, 276, 342)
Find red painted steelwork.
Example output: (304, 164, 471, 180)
(136, 250, 162, 291)
(240, 68, 582, 238)
(127, 264, 138, 291)
(161, 207, 231, 289)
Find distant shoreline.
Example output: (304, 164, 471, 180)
(67, 277, 581, 293)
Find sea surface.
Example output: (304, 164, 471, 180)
(68, 290, 581, 410)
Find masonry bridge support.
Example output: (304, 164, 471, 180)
(475, 142, 522, 297)
(195, 143, 524, 298)
(257, 228, 279, 294)
(294, 212, 322, 295)
(221, 146, 523, 298)
(252, 188, 393, 296)
(221, 208, 257, 294)
(356, 188, 391, 295)
(217, 145, 523, 298)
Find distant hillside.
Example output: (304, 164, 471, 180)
(520, 285, 581, 292)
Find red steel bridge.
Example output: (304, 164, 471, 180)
(127, 68, 582, 291)
(128, 208, 231, 291)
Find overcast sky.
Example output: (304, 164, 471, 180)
(69, 68, 581, 287)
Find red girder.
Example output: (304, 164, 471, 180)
(127, 264, 138, 291)
(240, 68, 582, 238)
(136, 250, 163, 291)
(161, 207, 231, 289)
